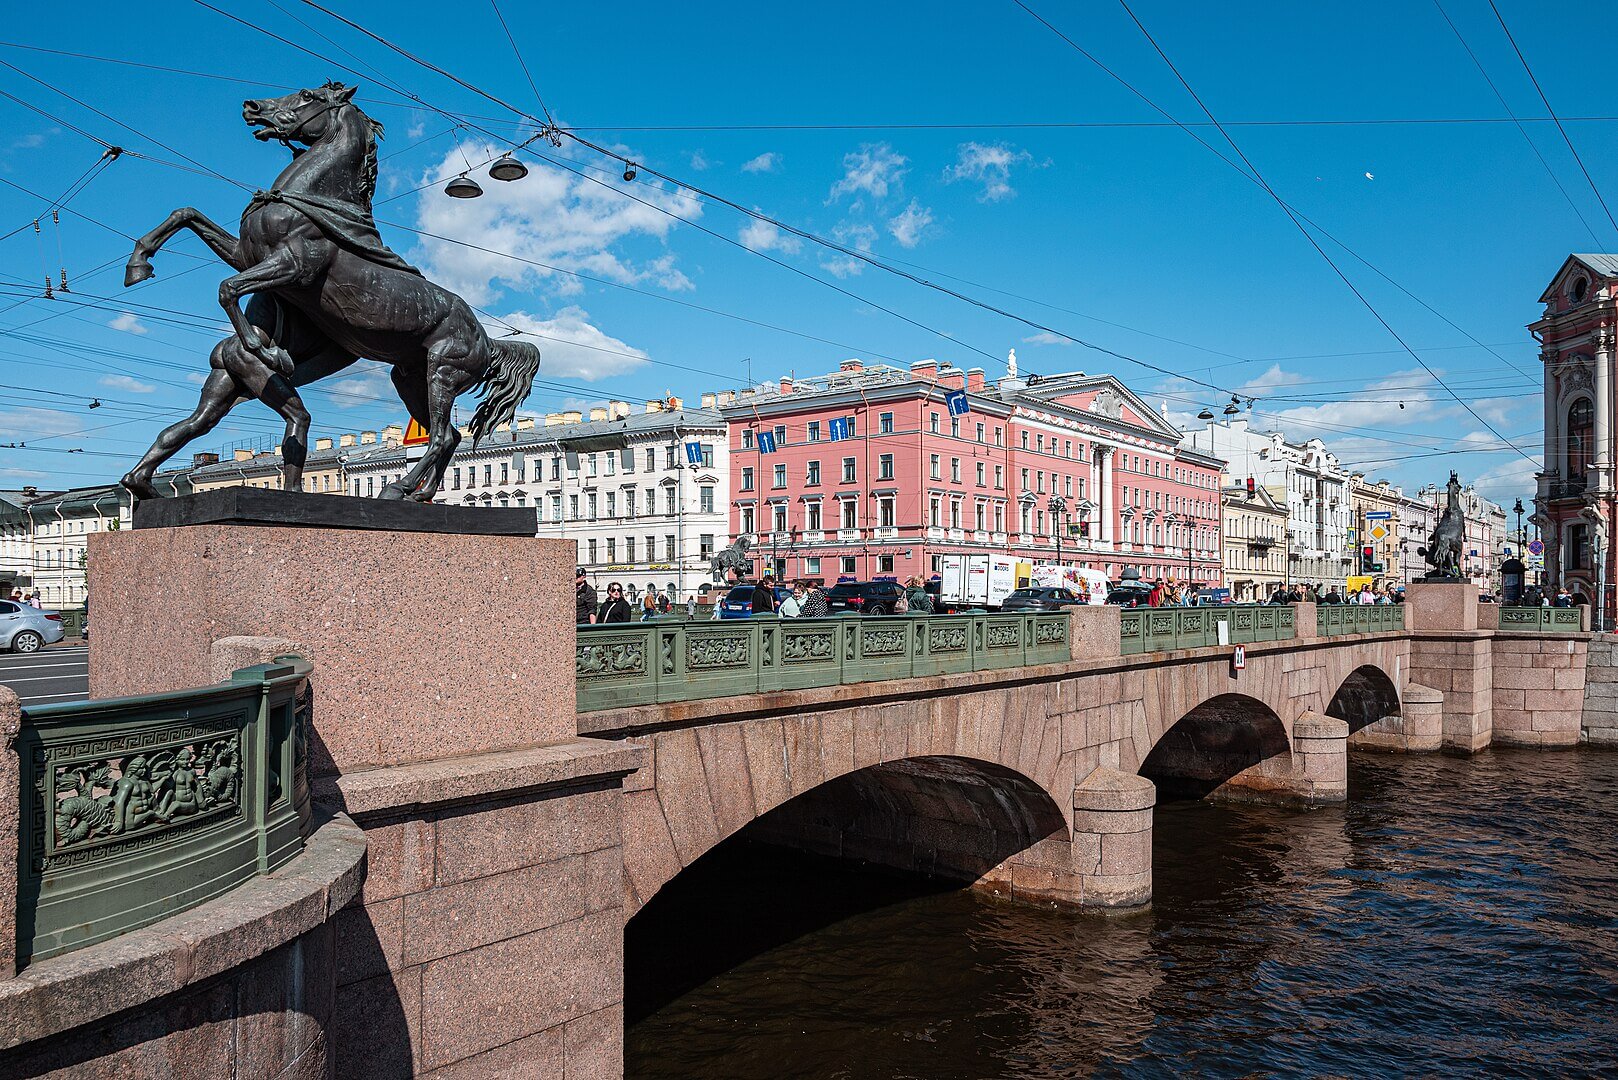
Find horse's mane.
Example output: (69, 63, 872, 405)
(357, 114, 384, 205)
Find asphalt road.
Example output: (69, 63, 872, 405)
(0, 644, 89, 707)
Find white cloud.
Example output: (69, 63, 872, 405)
(185, 371, 210, 385)
(943, 142, 1033, 202)
(324, 362, 396, 409)
(820, 221, 877, 278)
(492, 307, 650, 380)
(887, 200, 933, 248)
(1469, 453, 1540, 503)
(0, 406, 93, 437)
(689, 150, 712, 172)
(829, 143, 907, 202)
(107, 312, 148, 335)
(99, 374, 155, 393)
(0, 467, 48, 480)
(411, 142, 701, 306)
(1022, 331, 1074, 346)
(738, 215, 802, 255)
(741, 152, 780, 174)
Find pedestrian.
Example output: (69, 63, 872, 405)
(800, 581, 831, 618)
(903, 575, 933, 614)
(780, 581, 805, 618)
(575, 568, 598, 625)
(595, 582, 633, 623)
(1554, 587, 1574, 608)
(1148, 579, 1163, 607)
(1268, 584, 1289, 605)
(640, 592, 660, 621)
(1321, 587, 1342, 604)
(751, 573, 777, 615)
(27, 591, 41, 609)
(657, 592, 672, 614)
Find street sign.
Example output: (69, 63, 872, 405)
(945, 389, 970, 416)
(1369, 522, 1389, 541)
(756, 430, 777, 454)
(1232, 644, 1246, 671)
(828, 417, 851, 441)
(684, 441, 703, 465)
(1366, 510, 1392, 520)
(1529, 539, 1545, 556)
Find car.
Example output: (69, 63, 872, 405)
(825, 580, 906, 616)
(717, 583, 795, 619)
(1105, 587, 1153, 608)
(1, 600, 65, 653)
(999, 587, 1083, 612)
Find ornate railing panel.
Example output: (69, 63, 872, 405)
(15, 658, 312, 965)
(1316, 604, 1406, 636)
(575, 612, 1072, 712)
(1497, 606, 1584, 632)
(1119, 604, 1298, 655)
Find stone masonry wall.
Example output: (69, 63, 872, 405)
(1582, 637, 1618, 745)
(1491, 635, 1588, 747)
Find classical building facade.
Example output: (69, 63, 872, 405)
(1533, 253, 1618, 615)
(722, 356, 1225, 586)
(1220, 479, 1288, 601)
(1182, 412, 1354, 590)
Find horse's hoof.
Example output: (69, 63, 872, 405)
(124, 260, 153, 287)
(120, 474, 160, 500)
(376, 485, 408, 501)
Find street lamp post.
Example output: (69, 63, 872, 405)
(1048, 495, 1067, 565)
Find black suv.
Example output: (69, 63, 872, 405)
(825, 580, 905, 615)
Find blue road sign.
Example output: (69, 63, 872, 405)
(684, 441, 703, 465)
(756, 430, 777, 454)
(1529, 539, 1545, 556)
(1365, 510, 1392, 519)
(828, 417, 851, 441)
(945, 389, 970, 416)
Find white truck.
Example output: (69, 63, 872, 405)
(938, 554, 1024, 611)
(1029, 564, 1110, 604)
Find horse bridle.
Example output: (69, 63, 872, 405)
(271, 98, 348, 149)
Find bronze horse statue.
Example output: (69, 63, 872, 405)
(1418, 471, 1466, 579)
(120, 81, 539, 501)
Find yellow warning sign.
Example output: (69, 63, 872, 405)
(403, 420, 429, 447)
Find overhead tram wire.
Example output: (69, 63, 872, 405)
(1113, 0, 1534, 464)
(1486, 0, 1618, 243)
(1432, 0, 1601, 248)
(487, 0, 554, 128)
(1009, 1, 1542, 391)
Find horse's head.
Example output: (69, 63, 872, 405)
(243, 81, 377, 146)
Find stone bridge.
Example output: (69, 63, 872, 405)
(1, 518, 1596, 1080)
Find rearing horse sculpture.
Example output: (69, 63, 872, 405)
(1418, 471, 1467, 579)
(120, 81, 539, 501)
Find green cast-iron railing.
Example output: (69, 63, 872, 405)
(14, 657, 312, 965)
(1497, 606, 1585, 632)
(576, 612, 1071, 712)
(1316, 603, 1406, 636)
(1119, 604, 1295, 655)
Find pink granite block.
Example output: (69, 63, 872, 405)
(332, 966, 422, 1080)
(1555, 668, 1588, 690)
(694, 724, 758, 841)
(335, 898, 403, 988)
(649, 728, 720, 866)
(619, 790, 680, 913)
(0, 686, 18, 979)
(417, 911, 619, 1072)
(852, 710, 882, 770)
(818, 710, 858, 784)
(358, 818, 437, 906)
(433, 787, 620, 888)
(418, 1026, 563, 1078)
(781, 713, 827, 795)
(740, 718, 790, 815)
(564, 1004, 623, 1080)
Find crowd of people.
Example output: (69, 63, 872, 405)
(1265, 582, 1403, 605)
(574, 569, 944, 624)
(6, 589, 42, 607)
(575, 569, 683, 624)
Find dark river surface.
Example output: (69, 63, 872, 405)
(625, 748, 1618, 1079)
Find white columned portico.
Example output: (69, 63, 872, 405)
(1596, 327, 1614, 492)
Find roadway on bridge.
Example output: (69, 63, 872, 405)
(0, 645, 89, 707)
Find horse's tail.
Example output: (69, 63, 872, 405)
(469, 339, 541, 445)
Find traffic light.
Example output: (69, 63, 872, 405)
(1361, 545, 1375, 573)
(1246, 476, 1255, 498)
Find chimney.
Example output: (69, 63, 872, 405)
(609, 400, 630, 419)
(515, 417, 535, 431)
(910, 359, 938, 382)
(938, 364, 965, 391)
(563, 411, 582, 424)
(719, 390, 737, 406)
(645, 400, 664, 413)
(839, 359, 864, 373)
(314, 437, 333, 452)
(700, 392, 716, 408)
(780, 376, 794, 394)
(668, 396, 683, 411)
(191, 452, 219, 467)
(966, 367, 985, 391)
(360, 430, 377, 445)
(339, 433, 356, 448)
(233, 448, 254, 461)
(21, 485, 37, 497)
(381, 424, 403, 443)
(272, 443, 282, 456)
(589, 406, 609, 422)
(545, 412, 565, 427)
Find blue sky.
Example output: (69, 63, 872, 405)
(0, 0, 1610, 506)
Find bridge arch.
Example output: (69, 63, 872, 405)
(1139, 692, 1294, 802)
(1326, 664, 1403, 734)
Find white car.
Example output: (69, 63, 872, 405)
(1, 600, 66, 653)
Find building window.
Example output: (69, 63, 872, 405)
(665, 488, 676, 515)
(808, 421, 821, 442)
(879, 412, 894, 434)
(645, 448, 656, 472)
(700, 534, 715, 558)
(930, 454, 941, 481)
(626, 490, 638, 517)
(587, 493, 598, 520)
(626, 537, 636, 562)
(807, 501, 822, 530)
(622, 448, 635, 473)
(930, 496, 941, 527)
(701, 444, 715, 467)
(606, 538, 616, 562)
(587, 539, 598, 564)
(742, 429, 755, 450)
(700, 485, 714, 513)
(974, 502, 985, 530)
(741, 467, 755, 491)
(807, 460, 821, 485)
(841, 500, 857, 529)
(976, 423, 985, 442)
(1568, 397, 1595, 480)
(877, 554, 895, 574)
(842, 458, 857, 483)
(878, 496, 895, 528)
(1021, 431, 1029, 450)
(950, 500, 962, 529)
(994, 503, 1004, 532)
(774, 425, 787, 447)
(741, 506, 755, 534)
(841, 556, 858, 576)
(995, 466, 1004, 490)
(772, 504, 788, 533)
(879, 454, 894, 480)
(666, 446, 677, 470)
(976, 463, 986, 487)
(666, 535, 677, 561)
(569, 494, 579, 520)
(552, 496, 562, 521)
(930, 412, 940, 434)
(774, 463, 787, 488)
(806, 556, 822, 575)
(606, 492, 617, 518)
(950, 458, 961, 483)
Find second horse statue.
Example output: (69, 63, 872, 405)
(119, 81, 539, 502)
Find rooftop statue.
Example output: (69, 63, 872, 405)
(119, 82, 539, 502)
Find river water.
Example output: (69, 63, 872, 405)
(625, 749, 1618, 1078)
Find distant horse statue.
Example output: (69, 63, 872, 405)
(1418, 471, 1466, 580)
(119, 81, 538, 501)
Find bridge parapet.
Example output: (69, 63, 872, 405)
(1317, 604, 1406, 636)
(1119, 604, 1296, 654)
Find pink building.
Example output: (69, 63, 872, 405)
(722, 357, 1224, 587)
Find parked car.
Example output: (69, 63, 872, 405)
(825, 580, 906, 616)
(999, 587, 1083, 612)
(1, 600, 65, 653)
(717, 583, 795, 619)
(1105, 586, 1153, 608)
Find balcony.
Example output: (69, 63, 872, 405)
(972, 530, 990, 543)
(837, 528, 862, 541)
(1546, 477, 1588, 500)
(925, 526, 945, 541)
(801, 530, 825, 543)
(873, 526, 899, 540)
(947, 528, 965, 542)
(991, 532, 1008, 545)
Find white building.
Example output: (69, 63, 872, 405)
(1181, 411, 1356, 589)
(344, 398, 730, 602)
